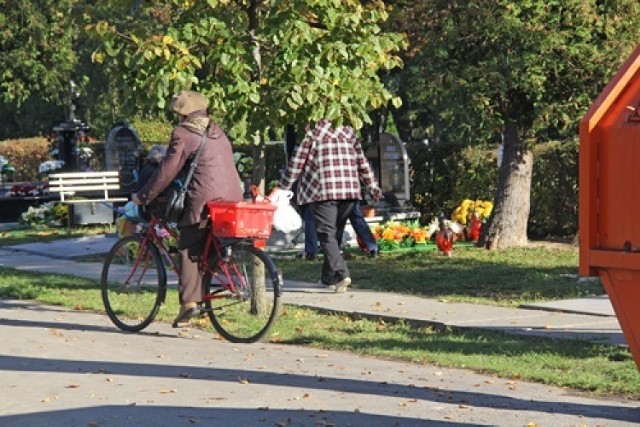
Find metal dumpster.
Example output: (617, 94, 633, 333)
(579, 45, 640, 368)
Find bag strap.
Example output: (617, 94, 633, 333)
(178, 123, 210, 194)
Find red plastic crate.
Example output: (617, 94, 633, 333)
(207, 201, 275, 238)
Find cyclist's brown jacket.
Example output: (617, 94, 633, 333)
(136, 111, 243, 227)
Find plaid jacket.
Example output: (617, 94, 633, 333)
(280, 120, 382, 205)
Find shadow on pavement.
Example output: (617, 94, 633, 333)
(0, 405, 458, 427)
(0, 354, 636, 424)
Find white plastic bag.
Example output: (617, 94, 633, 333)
(270, 189, 302, 233)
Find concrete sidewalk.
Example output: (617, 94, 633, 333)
(0, 235, 637, 426)
(0, 235, 625, 347)
(1, 299, 637, 427)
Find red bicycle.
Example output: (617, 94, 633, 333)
(100, 201, 281, 343)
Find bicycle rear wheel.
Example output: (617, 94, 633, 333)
(203, 241, 281, 343)
(101, 234, 167, 332)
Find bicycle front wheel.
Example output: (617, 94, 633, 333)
(203, 242, 281, 343)
(101, 234, 167, 332)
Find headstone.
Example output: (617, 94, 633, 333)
(365, 132, 411, 208)
(105, 121, 142, 193)
(51, 121, 91, 172)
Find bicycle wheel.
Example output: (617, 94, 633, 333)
(101, 234, 167, 332)
(203, 241, 281, 343)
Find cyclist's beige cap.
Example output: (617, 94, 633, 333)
(171, 90, 209, 116)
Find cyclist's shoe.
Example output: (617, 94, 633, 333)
(172, 302, 199, 328)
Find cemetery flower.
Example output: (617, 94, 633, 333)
(19, 201, 66, 227)
(451, 199, 493, 225)
(39, 160, 65, 174)
(372, 221, 431, 250)
(6, 183, 49, 197)
(78, 145, 93, 162)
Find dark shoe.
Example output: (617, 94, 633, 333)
(296, 251, 317, 261)
(172, 302, 200, 328)
(368, 250, 379, 258)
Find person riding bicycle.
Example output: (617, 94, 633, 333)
(132, 90, 243, 327)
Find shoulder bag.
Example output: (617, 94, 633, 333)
(164, 125, 209, 223)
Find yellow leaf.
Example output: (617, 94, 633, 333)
(163, 35, 173, 45)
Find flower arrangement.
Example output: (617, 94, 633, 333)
(372, 220, 431, 251)
(38, 160, 65, 174)
(19, 201, 67, 227)
(6, 182, 49, 197)
(46, 130, 95, 168)
(451, 199, 493, 225)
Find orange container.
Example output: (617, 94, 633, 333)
(579, 45, 640, 368)
(207, 201, 275, 238)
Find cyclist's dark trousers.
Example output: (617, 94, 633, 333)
(178, 221, 208, 304)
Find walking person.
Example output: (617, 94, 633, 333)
(132, 90, 243, 325)
(280, 119, 382, 292)
(300, 202, 379, 260)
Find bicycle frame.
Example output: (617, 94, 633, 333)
(124, 217, 180, 286)
(130, 215, 253, 303)
(199, 227, 254, 303)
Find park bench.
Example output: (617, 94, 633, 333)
(48, 171, 128, 228)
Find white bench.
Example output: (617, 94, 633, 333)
(48, 171, 128, 228)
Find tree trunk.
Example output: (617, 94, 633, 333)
(480, 120, 533, 249)
(247, 0, 266, 315)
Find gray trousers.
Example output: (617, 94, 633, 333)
(309, 200, 356, 285)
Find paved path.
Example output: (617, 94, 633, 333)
(0, 236, 637, 426)
(1, 300, 637, 427)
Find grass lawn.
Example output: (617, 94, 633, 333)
(275, 241, 601, 307)
(0, 226, 637, 399)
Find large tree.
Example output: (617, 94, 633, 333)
(0, 0, 79, 137)
(89, 0, 406, 190)
(390, 0, 640, 248)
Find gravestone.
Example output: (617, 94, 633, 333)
(105, 120, 142, 193)
(365, 132, 411, 208)
(51, 81, 91, 172)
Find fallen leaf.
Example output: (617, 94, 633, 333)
(65, 384, 80, 389)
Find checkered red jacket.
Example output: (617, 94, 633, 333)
(280, 120, 382, 205)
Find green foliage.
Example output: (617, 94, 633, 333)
(394, 0, 640, 145)
(129, 118, 173, 143)
(0, 0, 77, 106)
(88, 0, 407, 144)
(529, 139, 579, 238)
(407, 140, 578, 239)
